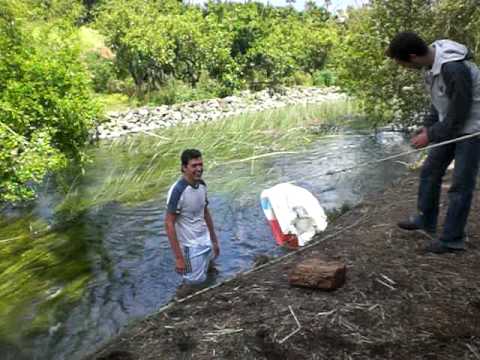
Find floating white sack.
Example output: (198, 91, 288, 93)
(261, 183, 328, 247)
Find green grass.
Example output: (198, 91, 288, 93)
(95, 93, 132, 113)
(58, 98, 361, 215)
(0, 216, 91, 343)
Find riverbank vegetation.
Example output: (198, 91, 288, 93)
(58, 99, 359, 215)
(0, 1, 100, 203)
(0, 214, 91, 343)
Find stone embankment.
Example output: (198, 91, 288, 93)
(95, 87, 346, 140)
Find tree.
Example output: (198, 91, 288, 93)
(331, 0, 437, 127)
(0, 1, 100, 203)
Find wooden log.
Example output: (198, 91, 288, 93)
(288, 258, 346, 290)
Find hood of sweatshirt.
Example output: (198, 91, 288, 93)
(430, 39, 469, 75)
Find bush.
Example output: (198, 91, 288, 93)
(95, 0, 335, 96)
(105, 77, 136, 96)
(0, 127, 67, 202)
(0, 13, 100, 203)
(84, 51, 117, 93)
(286, 71, 313, 86)
(145, 79, 191, 105)
(194, 71, 234, 99)
(313, 69, 336, 87)
(330, 1, 434, 126)
(144, 73, 231, 106)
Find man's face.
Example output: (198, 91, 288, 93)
(394, 54, 424, 70)
(183, 157, 203, 181)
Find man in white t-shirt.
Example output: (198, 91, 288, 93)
(165, 149, 219, 288)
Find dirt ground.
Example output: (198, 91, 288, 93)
(88, 170, 480, 360)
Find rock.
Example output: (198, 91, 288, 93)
(288, 258, 346, 290)
(130, 125, 142, 133)
(92, 87, 344, 141)
(136, 108, 148, 116)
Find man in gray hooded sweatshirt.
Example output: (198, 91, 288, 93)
(387, 32, 480, 254)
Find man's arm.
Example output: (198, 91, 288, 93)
(423, 105, 439, 128)
(204, 207, 219, 258)
(165, 212, 186, 274)
(426, 61, 473, 142)
(412, 106, 439, 148)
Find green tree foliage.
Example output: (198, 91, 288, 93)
(0, 1, 100, 203)
(431, 0, 480, 55)
(331, 1, 433, 127)
(332, 0, 480, 127)
(94, 0, 335, 94)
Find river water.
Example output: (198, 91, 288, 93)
(1, 130, 418, 360)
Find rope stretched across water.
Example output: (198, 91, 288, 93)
(288, 130, 480, 185)
(152, 131, 480, 315)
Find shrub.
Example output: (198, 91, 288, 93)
(287, 71, 314, 86)
(193, 71, 233, 99)
(0, 12, 100, 203)
(144, 72, 232, 105)
(313, 69, 336, 87)
(94, 0, 334, 96)
(145, 79, 192, 105)
(0, 126, 67, 202)
(84, 51, 117, 93)
(106, 77, 136, 96)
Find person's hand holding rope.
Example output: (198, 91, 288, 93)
(411, 127, 429, 148)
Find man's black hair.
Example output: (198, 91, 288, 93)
(181, 149, 202, 167)
(386, 32, 429, 61)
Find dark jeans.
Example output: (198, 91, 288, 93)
(417, 136, 480, 244)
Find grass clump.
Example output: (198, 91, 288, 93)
(0, 216, 91, 343)
(58, 99, 360, 215)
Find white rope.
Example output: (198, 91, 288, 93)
(288, 131, 480, 184)
(147, 131, 480, 320)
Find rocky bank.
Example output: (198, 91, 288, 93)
(95, 87, 346, 140)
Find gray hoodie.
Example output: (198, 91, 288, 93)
(424, 39, 480, 142)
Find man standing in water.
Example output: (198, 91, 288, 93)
(386, 32, 480, 254)
(165, 149, 219, 292)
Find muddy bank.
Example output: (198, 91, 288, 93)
(87, 170, 480, 360)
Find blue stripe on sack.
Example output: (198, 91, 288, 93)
(261, 198, 271, 210)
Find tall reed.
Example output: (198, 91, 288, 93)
(58, 99, 359, 214)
